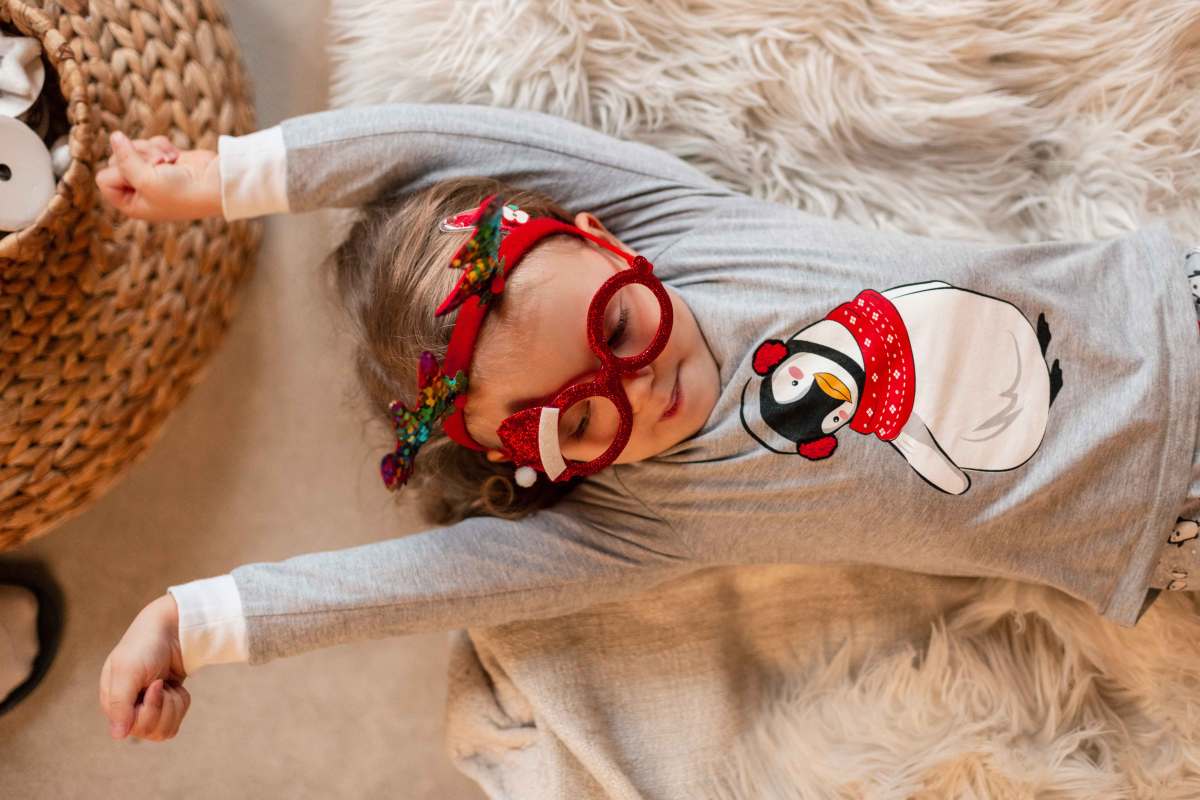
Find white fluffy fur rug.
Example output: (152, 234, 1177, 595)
(708, 581, 1200, 799)
(326, 1, 1200, 796)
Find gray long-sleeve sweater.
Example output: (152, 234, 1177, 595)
(218, 104, 1200, 664)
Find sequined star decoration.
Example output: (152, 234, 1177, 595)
(380, 351, 468, 490)
(434, 195, 507, 316)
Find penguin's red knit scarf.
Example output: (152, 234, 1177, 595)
(824, 290, 915, 441)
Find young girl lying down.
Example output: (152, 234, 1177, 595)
(95, 104, 1200, 742)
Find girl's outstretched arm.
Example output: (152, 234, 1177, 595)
(166, 498, 689, 673)
(95, 104, 738, 255)
(218, 103, 738, 256)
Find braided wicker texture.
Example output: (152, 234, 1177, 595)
(0, 0, 261, 549)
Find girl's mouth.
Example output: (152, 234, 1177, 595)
(661, 373, 683, 419)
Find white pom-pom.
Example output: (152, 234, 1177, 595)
(514, 466, 537, 488)
(50, 135, 71, 178)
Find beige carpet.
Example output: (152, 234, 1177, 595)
(0, 0, 481, 796)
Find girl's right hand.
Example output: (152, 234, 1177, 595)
(95, 131, 223, 222)
(100, 593, 192, 741)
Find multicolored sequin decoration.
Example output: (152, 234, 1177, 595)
(379, 351, 468, 490)
(435, 196, 507, 317)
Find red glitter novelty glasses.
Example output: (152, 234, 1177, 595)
(495, 252, 674, 482)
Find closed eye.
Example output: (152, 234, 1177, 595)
(572, 401, 591, 439)
(607, 306, 628, 351)
(569, 303, 625, 441)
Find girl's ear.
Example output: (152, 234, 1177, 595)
(573, 211, 624, 250)
(485, 449, 510, 463)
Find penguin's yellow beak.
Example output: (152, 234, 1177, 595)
(814, 372, 852, 403)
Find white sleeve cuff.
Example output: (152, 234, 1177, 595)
(217, 126, 290, 220)
(167, 574, 249, 675)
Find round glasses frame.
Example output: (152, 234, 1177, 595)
(505, 254, 674, 481)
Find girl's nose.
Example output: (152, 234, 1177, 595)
(621, 365, 655, 415)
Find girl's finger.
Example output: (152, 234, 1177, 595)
(95, 164, 129, 191)
(109, 132, 156, 189)
(175, 682, 191, 714)
(95, 175, 135, 216)
(107, 661, 148, 739)
(99, 655, 113, 723)
(127, 679, 165, 740)
(134, 137, 178, 165)
(95, 161, 153, 218)
(95, 167, 133, 211)
(148, 135, 179, 155)
(151, 684, 187, 739)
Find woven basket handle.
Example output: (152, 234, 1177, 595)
(0, 0, 95, 265)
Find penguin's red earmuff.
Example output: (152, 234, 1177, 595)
(753, 339, 788, 375)
(797, 435, 838, 460)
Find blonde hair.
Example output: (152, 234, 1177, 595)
(326, 177, 585, 524)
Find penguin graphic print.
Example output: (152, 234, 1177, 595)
(740, 281, 1064, 495)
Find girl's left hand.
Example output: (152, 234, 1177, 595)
(99, 593, 192, 741)
(95, 131, 222, 222)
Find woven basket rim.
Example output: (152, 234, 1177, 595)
(0, 0, 93, 263)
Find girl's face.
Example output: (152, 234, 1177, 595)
(466, 212, 720, 470)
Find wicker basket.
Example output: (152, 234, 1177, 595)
(0, 0, 261, 550)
